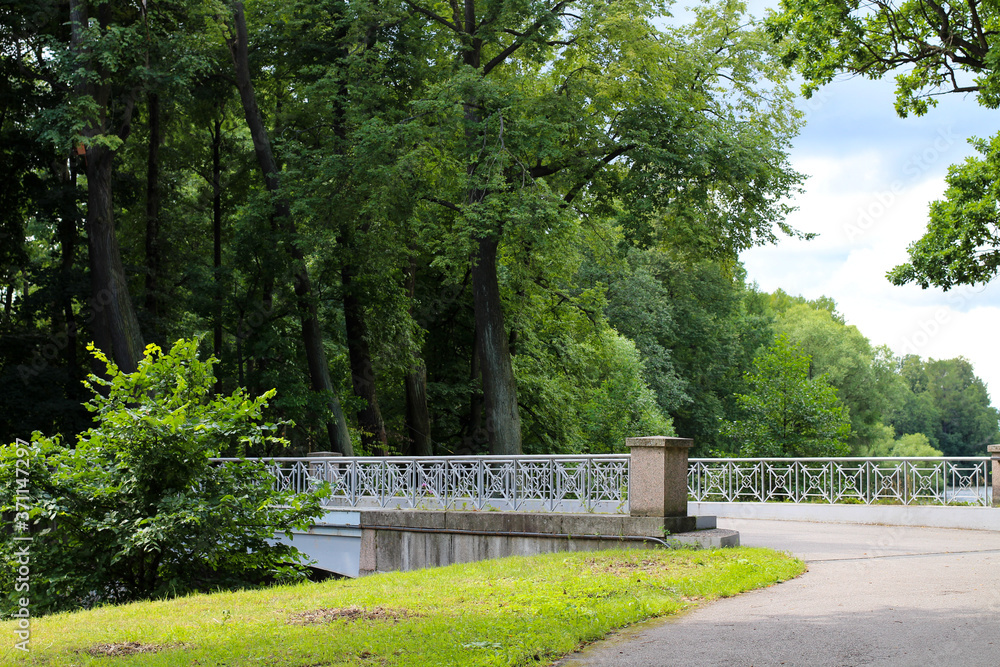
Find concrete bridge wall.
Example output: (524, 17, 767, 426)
(278, 508, 737, 577)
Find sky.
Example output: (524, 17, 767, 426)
(726, 5, 1000, 403)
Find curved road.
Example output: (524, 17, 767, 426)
(556, 518, 1000, 667)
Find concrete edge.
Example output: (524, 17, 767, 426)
(689, 501, 1000, 531)
(668, 528, 739, 549)
(351, 509, 699, 536)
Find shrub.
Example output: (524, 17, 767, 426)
(0, 339, 327, 616)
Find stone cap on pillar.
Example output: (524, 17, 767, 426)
(627, 436, 693, 518)
(627, 436, 694, 450)
(987, 445, 1000, 455)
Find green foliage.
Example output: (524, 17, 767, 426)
(599, 250, 773, 454)
(888, 134, 1000, 289)
(723, 334, 852, 457)
(775, 304, 898, 451)
(768, 288, 844, 323)
(881, 355, 1000, 456)
(920, 357, 1000, 456)
(767, 0, 999, 117)
(867, 429, 944, 458)
(0, 339, 327, 617)
(515, 323, 673, 454)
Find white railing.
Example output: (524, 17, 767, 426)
(688, 457, 992, 506)
(222, 454, 995, 513)
(215, 455, 631, 514)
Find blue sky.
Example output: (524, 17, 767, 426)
(733, 6, 1000, 404)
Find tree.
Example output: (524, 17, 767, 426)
(923, 357, 999, 456)
(767, 0, 1000, 289)
(723, 334, 852, 457)
(403, 0, 804, 453)
(775, 303, 898, 451)
(867, 428, 944, 457)
(220, 0, 353, 454)
(767, 0, 998, 117)
(0, 339, 326, 616)
(887, 135, 1000, 289)
(598, 249, 774, 454)
(884, 355, 999, 455)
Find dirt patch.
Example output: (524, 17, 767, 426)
(84, 641, 176, 657)
(583, 552, 716, 578)
(287, 606, 418, 625)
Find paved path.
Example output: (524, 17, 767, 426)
(555, 518, 1000, 667)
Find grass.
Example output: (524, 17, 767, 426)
(1, 547, 804, 667)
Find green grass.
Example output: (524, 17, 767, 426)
(1, 547, 804, 667)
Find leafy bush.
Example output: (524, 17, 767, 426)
(0, 339, 327, 616)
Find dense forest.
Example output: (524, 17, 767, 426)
(2, 0, 998, 459)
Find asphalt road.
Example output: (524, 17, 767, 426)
(554, 518, 1000, 667)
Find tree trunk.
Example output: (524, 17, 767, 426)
(404, 258, 432, 456)
(225, 0, 352, 454)
(466, 324, 484, 451)
(145, 92, 161, 325)
(471, 236, 522, 454)
(459, 0, 521, 454)
(71, 0, 145, 374)
(212, 114, 223, 362)
(85, 143, 145, 374)
(342, 259, 388, 455)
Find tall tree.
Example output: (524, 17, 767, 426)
(406, 0, 804, 453)
(775, 303, 896, 451)
(221, 0, 353, 454)
(69, 0, 146, 373)
(916, 357, 998, 456)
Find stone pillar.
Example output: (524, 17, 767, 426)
(988, 445, 1000, 508)
(628, 436, 693, 517)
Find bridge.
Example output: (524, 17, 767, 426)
(222, 440, 1000, 577)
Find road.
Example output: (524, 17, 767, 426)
(555, 518, 1000, 667)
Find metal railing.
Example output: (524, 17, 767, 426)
(215, 455, 631, 514)
(688, 457, 992, 506)
(222, 454, 994, 513)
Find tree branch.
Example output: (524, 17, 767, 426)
(423, 196, 463, 213)
(404, 0, 461, 34)
(482, 0, 569, 75)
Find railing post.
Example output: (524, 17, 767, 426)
(628, 436, 693, 517)
(989, 445, 1000, 507)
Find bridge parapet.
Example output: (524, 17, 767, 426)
(688, 456, 993, 506)
(217, 453, 633, 514)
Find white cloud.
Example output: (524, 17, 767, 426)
(742, 83, 1000, 402)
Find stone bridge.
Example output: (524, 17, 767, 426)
(233, 441, 1000, 577)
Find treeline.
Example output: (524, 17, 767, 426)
(1, 1, 996, 458)
(743, 292, 1000, 458)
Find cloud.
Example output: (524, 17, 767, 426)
(742, 77, 1000, 401)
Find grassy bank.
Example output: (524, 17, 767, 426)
(1, 547, 804, 666)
